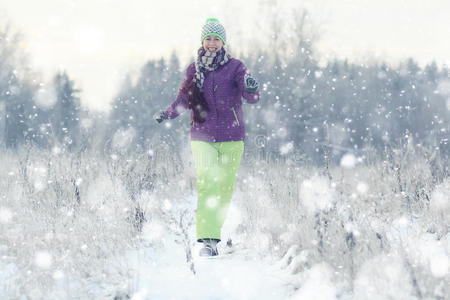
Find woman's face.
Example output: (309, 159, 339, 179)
(202, 35, 224, 53)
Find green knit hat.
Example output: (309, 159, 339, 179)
(201, 18, 226, 45)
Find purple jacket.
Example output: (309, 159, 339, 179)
(164, 58, 260, 143)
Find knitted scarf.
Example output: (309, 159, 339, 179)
(182, 47, 231, 123)
(194, 47, 230, 90)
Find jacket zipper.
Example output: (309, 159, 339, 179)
(231, 107, 240, 126)
(212, 71, 217, 141)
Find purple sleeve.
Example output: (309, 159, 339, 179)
(235, 60, 260, 104)
(164, 63, 195, 119)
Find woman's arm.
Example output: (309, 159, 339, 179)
(163, 63, 195, 119)
(235, 60, 260, 104)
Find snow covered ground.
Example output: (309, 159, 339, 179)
(116, 188, 450, 300)
(128, 237, 291, 299)
(0, 146, 449, 299)
(127, 194, 293, 299)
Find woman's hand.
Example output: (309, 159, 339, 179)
(154, 111, 167, 123)
(244, 74, 259, 94)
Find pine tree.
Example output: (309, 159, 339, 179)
(51, 72, 81, 150)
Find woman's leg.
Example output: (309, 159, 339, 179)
(215, 141, 244, 234)
(191, 140, 221, 241)
(190, 140, 244, 242)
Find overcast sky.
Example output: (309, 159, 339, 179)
(1, 0, 449, 111)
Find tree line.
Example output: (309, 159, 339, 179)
(1, 18, 449, 164)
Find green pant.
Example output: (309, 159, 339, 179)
(191, 140, 244, 242)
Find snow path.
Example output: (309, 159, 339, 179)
(128, 194, 293, 299)
(129, 241, 292, 300)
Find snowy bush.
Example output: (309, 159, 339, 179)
(236, 145, 449, 298)
(298, 175, 336, 215)
(353, 253, 415, 300)
(291, 262, 337, 300)
(0, 142, 196, 298)
(0, 146, 137, 298)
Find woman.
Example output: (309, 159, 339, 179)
(154, 18, 260, 257)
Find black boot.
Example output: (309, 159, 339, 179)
(199, 238, 219, 257)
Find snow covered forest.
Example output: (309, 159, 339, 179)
(1, 6, 450, 300)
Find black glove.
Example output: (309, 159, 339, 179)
(154, 111, 167, 123)
(244, 74, 259, 94)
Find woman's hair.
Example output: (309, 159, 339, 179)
(182, 46, 233, 124)
(181, 77, 209, 124)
